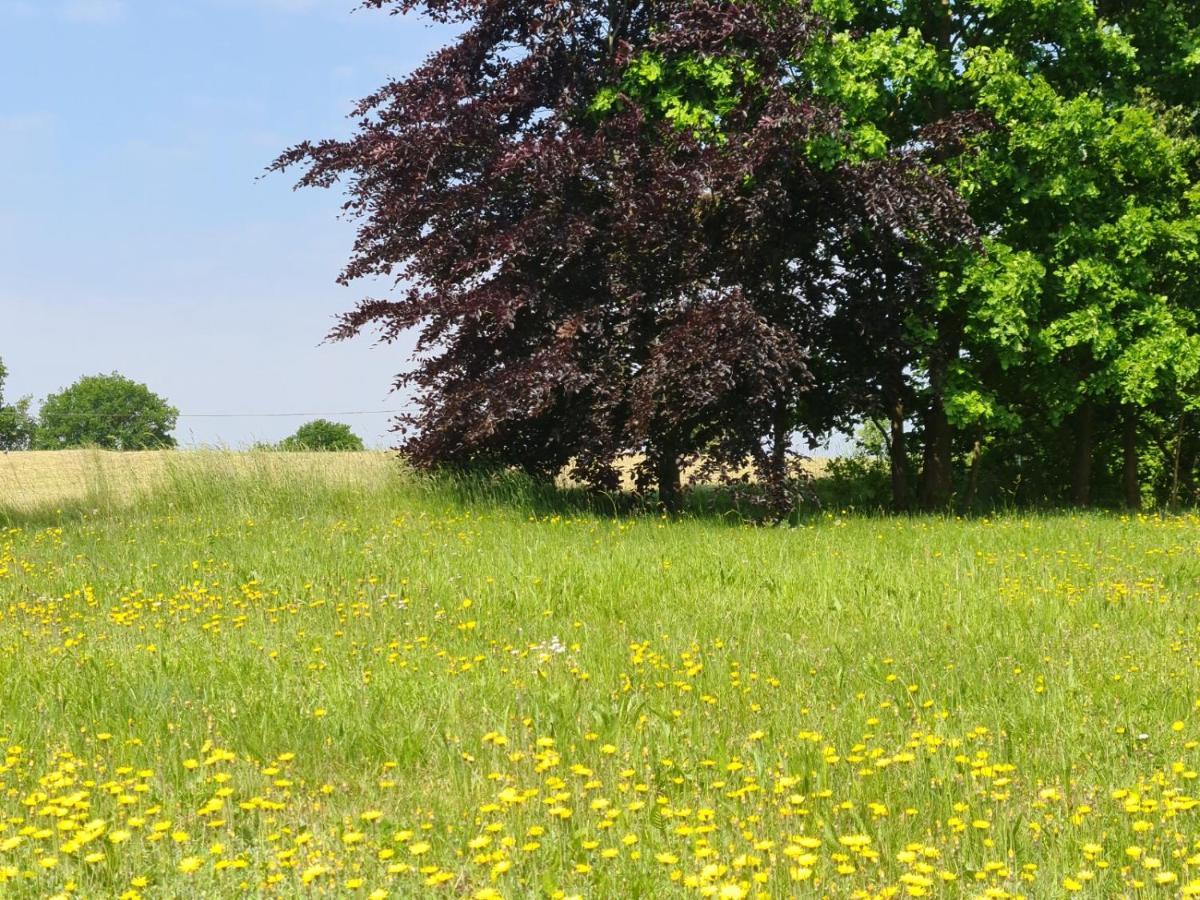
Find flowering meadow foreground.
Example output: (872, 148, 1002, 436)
(1, 454, 1199, 898)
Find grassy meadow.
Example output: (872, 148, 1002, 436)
(0, 452, 1198, 898)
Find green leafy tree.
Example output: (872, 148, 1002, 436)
(0, 359, 35, 451)
(35, 374, 178, 450)
(278, 420, 365, 452)
(576, 0, 1199, 511)
(809, 0, 1200, 509)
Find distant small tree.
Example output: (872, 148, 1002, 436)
(278, 419, 365, 452)
(35, 373, 177, 450)
(0, 358, 35, 451)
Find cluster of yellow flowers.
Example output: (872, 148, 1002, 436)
(0, 712, 1198, 897)
(0, 509, 1197, 897)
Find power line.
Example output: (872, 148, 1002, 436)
(176, 410, 408, 419)
(28, 409, 409, 420)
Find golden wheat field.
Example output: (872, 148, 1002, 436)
(0, 450, 398, 514)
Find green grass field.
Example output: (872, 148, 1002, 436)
(1, 453, 1198, 898)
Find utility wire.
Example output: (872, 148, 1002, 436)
(26, 409, 409, 420)
(177, 410, 407, 419)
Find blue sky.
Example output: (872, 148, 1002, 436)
(1, 0, 455, 447)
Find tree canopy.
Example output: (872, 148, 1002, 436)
(811, 0, 1200, 509)
(278, 420, 366, 452)
(277, 0, 1200, 512)
(35, 374, 178, 451)
(274, 0, 973, 512)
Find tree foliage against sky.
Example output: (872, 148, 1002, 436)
(35, 374, 178, 452)
(274, 0, 973, 511)
(278, 420, 366, 452)
(278, 0, 1200, 512)
(811, 0, 1200, 508)
(0, 359, 35, 452)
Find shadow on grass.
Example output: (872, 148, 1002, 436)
(417, 469, 846, 526)
(408, 468, 1183, 523)
(0, 499, 107, 529)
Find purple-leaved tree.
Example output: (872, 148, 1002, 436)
(273, 0, 973, 513)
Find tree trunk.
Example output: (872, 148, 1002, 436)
(917, 309, 959, 512)
(753, 397, 796, 520)
(1070, 401, 1095, 507)
(1170, 414, 1186, 509)
(918, 393, 954, 510)
(889, 399, 911, 512)
(1182, 443, 1198, 507)
(1122, 407, 1140, 510)
(964, 437, 984, 512)
(771, 399, 789, 484)
(656, 445, 682, 515)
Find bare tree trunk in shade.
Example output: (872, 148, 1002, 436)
(1070, 401, 1095, 507)
(656, 443, 682, 515)
(1122, 407, 1140, 510)
(889, 399, 912, 512)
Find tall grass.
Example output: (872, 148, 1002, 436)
(0, 453, 1196, 897)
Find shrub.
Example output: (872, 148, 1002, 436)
(817, 454, 893, 511)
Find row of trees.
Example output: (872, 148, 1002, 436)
(276, 0, 1200, 512)
(0, 363, 364, 451)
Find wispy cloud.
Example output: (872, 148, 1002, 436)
(60, 0, 126, 23)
